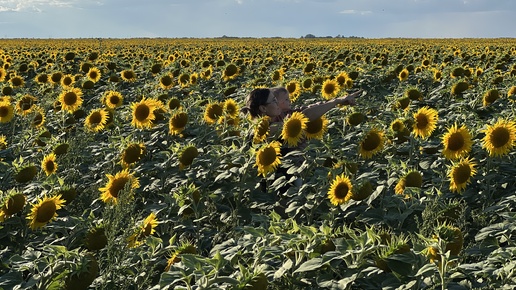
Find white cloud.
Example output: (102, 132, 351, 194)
(339, 9, 372, 15)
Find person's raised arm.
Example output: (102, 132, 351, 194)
(301, 90, 360, 121)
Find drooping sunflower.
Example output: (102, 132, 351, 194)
(395, 170, 423, 195)
(398, 68, 409, 81)
(130, 97, 157, 129)
(222, 63, 239, 82)
(164, 243, 198, 272)
(351, 180, 373, 201)
(99, 169, 140, 204)
(50, 71, 63, 85)
(305, 115, 329, 140)
(87, 67, 101, 83)
(346, 112, 365, 126)
(159, 73, 175, 90)
(84, 108, 109, 132)
(0, 193, 26, 222)
(120, 69, 137, 82)
(0, 100, 15, 123)
(390, 119, 405, 133)
(127, 212, 158, 248)
(253, 116, 270, 144)
(321, 79, 340, 100)
(41, 152, 57, 176)
(58, 87, 83, 113)
(223, 98, 240, 118)
(31, 106, 46, 128)
(84, 225, 108, 251)
(120, 143, 146, 168)
(448, 157, 477, 193)
(27, 195, 65, 230)
(412, 106, 438, 139)
(441, 123, 473, 160)
(167, 98, 182, 111)
(359, 128, 385, 159)
(281, 111, 308, 147)
(203, 102, 223, 125)
(255, 141, 282, 177)
(481, 119, 516, 157)
(15, 165, 38, 183)
(169, 111, 188, 135)
(16, 94, 37, 116)
(179, 145, 199, 170)
(103, 90, 123, 109)
(328, 174, 353, 206)
(451, 81, 469, 95)
(482, 89, 500, 107)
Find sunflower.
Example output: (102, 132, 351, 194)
(127, 212, 159, 248)
(15, 165, 38, 183)
(41, 153, 57, 176)
(120, 142, 146, 168)
(346, 112, 365, 126)
(255, 141, 282, 177)
(448, 157, 477, 193)
(99, 169, 140, 204)
(164, 243, 197, 272)
(9, 75, 24, 88)
(253, 116, 270, 144)
(27, 195, 65, 230)
(481, 119, 516, 157)
(398, 68, 409, 81)
(451, 81, 469, 95)
(120, 69, 137, 82)
(58, 87, 83, 113)
(441, 123, 473, 160)
(203, 102, 223, 125)
(31, 106, 46, 128)
(0, 193, 26, 222)
(169, 111, 188, 135)
(87, 67, 101, 83)
(433, 70, 442, 82)
(0, 135, 7, 149)
(60, 74, 75, 88)
(305, 115, 329, 140)
(359, 128, 385, 159)
(328, 174, 353, 206)
(321, 79, 340, 100)
(508, 86, 516, 102)
(482, 89, 500, 107)
(177, 73, 190, 87)
(103, 90, 124, 109)
(84, 226, 108, 251)
(394, 170, 423, 195)
(405, 88, 422, 101)
(167, 98, 181, 111)
(223, 98, 240, 118)
(16, 94, 37, 116)
(201, 66, 213, 80)
(50, 71, 63, 85)
(159, 73, 175, 90)
(84, 108, 109, 132)
(351, 180, 373, 201)
(179, 145, 199, 170)
(412, 106, 438, 139)
(335, 71, 349, 87)
(281, 111, 308, 147)
(0, 67, 6, 82)
(0, 100, 15, 123)
(285, 80, 301, 101)
(130, 97, 157, 129)
(222, 63, 239, 81)
(390, 119, 405, 133)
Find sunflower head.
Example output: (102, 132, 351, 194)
(321, 79, 340, 100)
(27, 195, 65, 230)
(103, 91, 123, 109)
(58, 88, 83, 113)
(328, 174, 353, 206)
(351, 180, 373, 201)
(255, 141, 282, 177)
(84, 225, 108, 251)
(395, 170, 422, 195)
(42, 152, 58, 176)
(99, 169, 140, 204)
(281, 111, 308, 147)
(223, 98, 240, 118)
(481, 119, 516, 157)
(451, 81, 469, 95)
(130, 97, 157, 129)
(16, 94, 37, 116)
(169, 111, 188, 135)
(179, 145, 199, 170)
(203, 102, 223, 125)
(346, 112, 365, 126)
(159, 73, 175, 90)
(0, 192, 26, 222)
(84, 108, 109, 132)
(412, 106, 438, 139)
(448, 157, 477, 193)
(121, 143, 146, 168)
(482, 89, 500, 107)
(0, 100, 15, 123)
(441, 123, 473, 160)
(359, 128, 385, 159)
(398, 68, 409, 81)
(405, 88, 422, 101)
(305, 116, 329, 140)
(15, 165, 38, 183)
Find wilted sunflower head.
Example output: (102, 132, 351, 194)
(281, 111, 308, 147)
(451, 81, 469, 95)
(15, 165, 38, 183)
(85, 225, 107, 251)
(481, 119, 516, 157)
(169, 111, 188, 135)
(255, 141, 282, 177)
(16, 94, 37, 116)
(482, 89, 500, 107)
(0, 192, 26, 222)
(405, 88, 422, 100)
(359, 128, 385, 159)
(351, 180, 373, 201)
(347, 112, 365, 126)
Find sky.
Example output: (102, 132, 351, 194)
(0, 0, 515, 39)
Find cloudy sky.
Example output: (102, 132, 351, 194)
(0, 0, 515, 38)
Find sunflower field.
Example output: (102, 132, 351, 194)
(0, 38, 515, 290)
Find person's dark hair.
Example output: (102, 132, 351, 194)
(241, 88, 271, 118)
